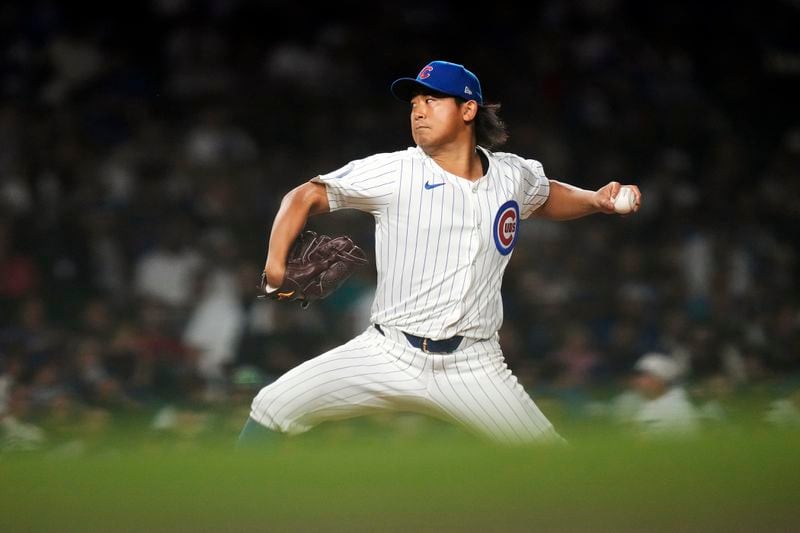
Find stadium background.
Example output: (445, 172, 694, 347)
(0, 0, 799, 450)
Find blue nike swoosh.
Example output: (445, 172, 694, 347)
(424, 181, 445, 190)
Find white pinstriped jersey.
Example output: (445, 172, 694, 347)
(312, 145, 550, 341)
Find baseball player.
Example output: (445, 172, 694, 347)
(239, 60, 641, 446)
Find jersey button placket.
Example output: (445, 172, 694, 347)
(468, 182, 481, 267)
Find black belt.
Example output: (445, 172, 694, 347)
(374, 324, 463, 354)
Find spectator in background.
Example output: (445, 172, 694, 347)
(689, 373, 736, 427)
(0, 356, 22, 415)
(764, 387, 800, 429)
(133, 217, 204, 312)
(134, 300, 200, 404)
(183, 229, 245, 389)
(0, 385, 46, 452)
(0, 220, 40, 302)
(622, 352, 701, 438)
(82, 209, 128, 297)
(71, 337, 136, 411)
(183, 107, 259, 168)
(0, 297, 64, 371)
(551, 323, 604, 388)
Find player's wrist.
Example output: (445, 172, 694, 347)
(264, 262, 286, 287)
(591, 187, 616, 214)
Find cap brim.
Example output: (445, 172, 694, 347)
(390, 78, 447, 103)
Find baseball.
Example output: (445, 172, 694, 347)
(613, 186, 636, 214)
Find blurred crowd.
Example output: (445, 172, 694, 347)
(1, 0, 799, 451)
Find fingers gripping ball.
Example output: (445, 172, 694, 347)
(259, 230, 368, 308)
(613, 186, 636, 214)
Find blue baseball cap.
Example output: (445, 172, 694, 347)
(390, 60, 483, 105)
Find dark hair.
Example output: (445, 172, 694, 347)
(474, 103, 508, 150)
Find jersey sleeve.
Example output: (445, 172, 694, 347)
(517, 158, 551, 219)
(310, 155, 398, 216)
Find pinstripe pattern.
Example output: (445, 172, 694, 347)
(250, 327, 559, 443)
(312, 146, 549, 340)
(252, 145, 562, 444)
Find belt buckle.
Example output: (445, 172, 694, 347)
(422, 338, 429, 353)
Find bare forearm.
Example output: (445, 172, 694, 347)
(533, 179, 641, 221)
(266, 193, 311, 267)
(264, 182, 329, 285)
(534, 180, 602, 220)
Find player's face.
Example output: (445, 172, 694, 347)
(409, 94, 466, 149)
(631, 373, 668, 399)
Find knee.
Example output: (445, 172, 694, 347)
(249, 378, 319, 436)
(249, 386, 286, 432)
(251, 384, 310, 434)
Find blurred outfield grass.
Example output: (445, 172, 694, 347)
(1, 413, 799, 532)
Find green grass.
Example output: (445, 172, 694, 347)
(2, 416, 799, 532)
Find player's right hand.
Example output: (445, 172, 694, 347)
(592, 181, 621, 214)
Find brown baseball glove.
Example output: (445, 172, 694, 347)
(259, 230, 368, 308)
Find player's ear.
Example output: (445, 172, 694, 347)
(461, 100, 478, 122)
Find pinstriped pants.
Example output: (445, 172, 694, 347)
(249, 325, 563, 445)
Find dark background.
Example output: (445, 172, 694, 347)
(0, 0, 798, 442)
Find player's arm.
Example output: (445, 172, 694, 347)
(263, 181, 330, 287)
(531, 180, 640, 220)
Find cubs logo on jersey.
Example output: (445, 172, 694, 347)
(493, 200, 519, 256)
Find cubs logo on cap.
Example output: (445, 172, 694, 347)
(493, 200, 519, 256)
(390, 60, 484, 105)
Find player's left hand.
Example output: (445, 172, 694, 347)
(593, 181, 641, 214)
(257, 230, 369, 307)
